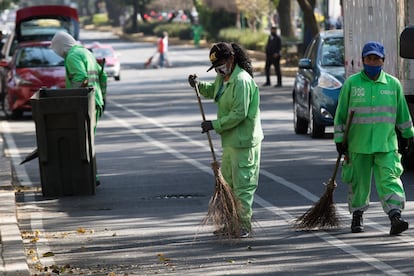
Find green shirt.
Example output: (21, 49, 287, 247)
(198, 65, 264, 148)
(65, 45, 107, 107)
(334, 70, 414, 153)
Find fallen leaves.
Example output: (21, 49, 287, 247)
(42, 251, 55, 257)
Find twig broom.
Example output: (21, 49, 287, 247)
(192, 83, 242, 238)
(294, 110, 355, 230)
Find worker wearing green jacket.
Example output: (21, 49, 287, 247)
(334, 41, 414, 235)
(51, 31, 107, 186)
(188, 42, 264, 238)
(51, 31, 107, 127)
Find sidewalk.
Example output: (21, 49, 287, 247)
(0, 134, 30, 275)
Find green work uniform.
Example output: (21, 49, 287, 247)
(65, 45, 107, 127)
(334, 70, 414, 214)
(198, 64, 264, 230)
(191, 24, 203, 47)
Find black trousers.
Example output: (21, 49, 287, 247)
(265, 56, 282, 85)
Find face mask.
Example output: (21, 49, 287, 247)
(214, 63, 231, 76)
(363, 64, 382, 79)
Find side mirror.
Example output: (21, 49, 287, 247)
(400, 25, 414, 58)
(298, 58, 312, 69)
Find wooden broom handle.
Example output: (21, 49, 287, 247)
(194, 83, 217, 162)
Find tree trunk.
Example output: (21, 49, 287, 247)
(131, 1, 139, 33)
(277, 0, 295, 38)
(105, 0, 123, 26)
(297, 0, 319, 53)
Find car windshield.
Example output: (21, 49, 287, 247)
(321, 37, 344, 66)
(15, 46, 64, 68)
(91, 48, 114, 58)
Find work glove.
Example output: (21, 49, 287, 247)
(188, 74, 198, 88)
(201, 120, 213, 133)
(399, 138, 413, 154)
(336, 142, 347, 156)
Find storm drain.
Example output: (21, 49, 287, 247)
(142, 194, 206, 200)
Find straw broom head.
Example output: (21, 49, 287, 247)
(294, 110, 355, 230)
(202, 161, 242, 238)
(293, 178, 340, 230)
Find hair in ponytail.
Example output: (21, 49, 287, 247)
(230, 42, 254, 78)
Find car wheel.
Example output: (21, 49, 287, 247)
(2, 91, 22, 119)
(293, 99, 308, 134)
(309, 103, 325, 138)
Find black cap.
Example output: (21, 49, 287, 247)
(207, 42, 234, 72)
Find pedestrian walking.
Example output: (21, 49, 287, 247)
(263, 26, 282, 87)
(188, 42, 264, 238)
(334, 41, 414, 235)
(51, 31, 107, 185)
(156, 32, 168, 68)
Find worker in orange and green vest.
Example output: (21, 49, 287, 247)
(334, 41, 414, 236)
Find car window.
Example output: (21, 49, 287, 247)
(91, 48, 114, 58)
(304, 36, 318, 59)
(16, 46, 64, 68)
(321, 37, 344, 66)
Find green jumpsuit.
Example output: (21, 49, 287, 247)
(198, 64, 264, 230)
(65, 45, 107, 127)
(334, 70, 414, 214)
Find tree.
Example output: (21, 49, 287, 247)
(105, 0, 125, 26)
(276, 0, 295, 38)
(296, 0, 318, 52)
(122, 0, 152, 32)
(234, 0, 269, 31)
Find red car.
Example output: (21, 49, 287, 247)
(86, 42, 121, 81)
(0, 41, 65, 118)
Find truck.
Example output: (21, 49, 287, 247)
(342, 0, 414, 167)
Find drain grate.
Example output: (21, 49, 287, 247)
(142, 194, 205, 200)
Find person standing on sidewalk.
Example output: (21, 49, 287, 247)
(263, 26, 282, 87)
(188, 42, 264, 238)
(334, 41, 414, 235)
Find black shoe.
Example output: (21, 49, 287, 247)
(262, 82, 271, 87)
(390, 214, 409, 235)
(274, 84, 282, 88)
(351, 211, 364, 233)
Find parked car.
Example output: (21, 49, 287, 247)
(86, 42, 121, 81)
(292, 30, 345, 138)
(0, 5, 79, 103)
(0, 41, 65, 118)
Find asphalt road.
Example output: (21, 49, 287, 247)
(2, 29, 414, 275)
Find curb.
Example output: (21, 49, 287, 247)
(0, 131, 30, 275)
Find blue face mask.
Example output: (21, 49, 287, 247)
(363, 64, 382, 79)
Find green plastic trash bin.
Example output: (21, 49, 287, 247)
(30, 87, 96, 196)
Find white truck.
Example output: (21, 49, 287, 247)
(343, 0, 414, 167)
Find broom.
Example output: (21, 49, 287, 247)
(192, 82, 242, 238)
(294, 110, 355, 230)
